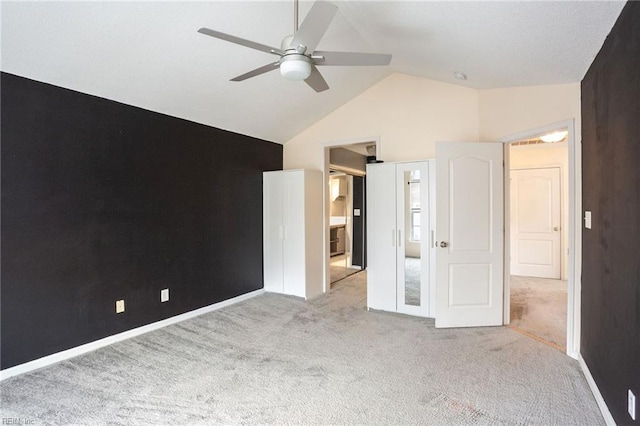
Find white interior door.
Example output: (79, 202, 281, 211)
(510, 168, 561, 279)
(435, 142, 504, 328)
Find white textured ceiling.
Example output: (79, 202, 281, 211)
(1, 1, 626, 143)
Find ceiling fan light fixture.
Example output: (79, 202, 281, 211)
(280, 55, 312, 80)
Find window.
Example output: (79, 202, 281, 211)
(409, 170, 421, 241)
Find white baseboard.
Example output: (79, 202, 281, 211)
(0, 289, 264, 381)
(578, 354, 616, 425)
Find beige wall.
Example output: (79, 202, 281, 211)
(284, 72, 582, 300)
(478, 83, 581, 141)
(285, 76, 581, 171)
(284, 73, 480, 169)
(510, 143, 569, 279)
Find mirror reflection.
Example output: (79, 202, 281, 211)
(404, 170, 421, 306)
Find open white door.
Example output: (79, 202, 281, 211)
(435, 142, 504, 328)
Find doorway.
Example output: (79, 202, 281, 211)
(329, 171, 363, 284)
(506, 129, 570, 350)
(323, 141, 375, 290)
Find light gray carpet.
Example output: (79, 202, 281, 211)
(510, 275, 567, 349)
(1, 272, 601, 425)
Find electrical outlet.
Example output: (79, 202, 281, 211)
(115, 299, 125, 314)
(629, 389, 637, 420)
(161, 288, 169, 303)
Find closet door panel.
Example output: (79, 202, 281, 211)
(263, 172, 284, 293)
(283, 170, 306, 298)
(366, 163, 397, 312)
(396, 162, 430, 317)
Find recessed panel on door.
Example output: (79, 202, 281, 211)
(450, 157, 492, 253)
(449, 264, 491, 307)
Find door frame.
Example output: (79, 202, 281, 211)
(322, 136, 381, 293)
(500, 119, 580, 358)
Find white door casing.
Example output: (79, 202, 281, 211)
(435, 142, 504, 328)
(510, 168, 561, 279)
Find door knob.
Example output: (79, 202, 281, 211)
(553, 227, 559, 231)
(439, 241, 448, 248)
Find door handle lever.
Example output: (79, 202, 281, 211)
(439, 241, 448, 248)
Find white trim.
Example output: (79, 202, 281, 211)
(578, 354, 616, 425)
(499, 118, 580, 356)
(0, 289, 265, 381)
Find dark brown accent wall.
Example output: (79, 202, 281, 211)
(581, 2, 640, 424)
(1, 73, 283, 369)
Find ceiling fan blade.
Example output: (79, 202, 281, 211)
(290, 1, 338, 53)
(230, 62, 280, 82)
(313, 51, 392, 66)
(305, 65, 329, 93)
(198, 28, 283, 56)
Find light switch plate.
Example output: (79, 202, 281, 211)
(161, 288, 169, 303)
(354, 209, 361, 217)
(115, 299, 125, 314)
(585, 211, 592, 229)
(629, 389, 636, 420)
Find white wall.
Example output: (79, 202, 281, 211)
(510, 143, 569, 279)
(284, 73, 480, 169)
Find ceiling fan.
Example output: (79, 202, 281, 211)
(197, 0, 392, 93)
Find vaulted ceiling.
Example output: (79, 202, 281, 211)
(1, 1, 626, 143)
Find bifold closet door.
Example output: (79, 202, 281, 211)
(366, 163, 396, 312)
